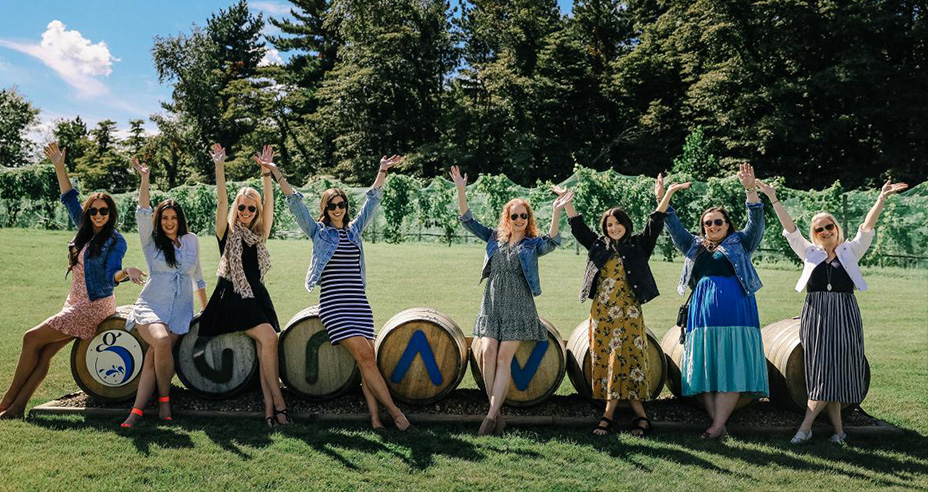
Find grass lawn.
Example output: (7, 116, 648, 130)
(0, 229, 925, 491)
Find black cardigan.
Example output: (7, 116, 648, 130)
(568, 211, 666, 305)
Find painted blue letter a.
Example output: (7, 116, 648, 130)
(390, 330, 443, 386)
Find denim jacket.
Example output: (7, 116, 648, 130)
(286, 187, 383, 292)
(663, 202, 765, 296)
(459, 209, 561, 297)
(61, 188, 127, 301)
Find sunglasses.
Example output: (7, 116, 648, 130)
(703, 219, 726, 227)
(237, 205, 256, 213)
(88, 207, 109, 217)
(510, 213, 529, 221)
(326, 201, 347, 211)
(814, 223, 836, 234)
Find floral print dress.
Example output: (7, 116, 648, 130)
(589, 255, 650, 401)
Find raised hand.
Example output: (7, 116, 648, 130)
(450, 166, 468, 188)
(210, 143, 226, 164)
(654, 173, 665, 201)
(738, 163, 756, 189)
(553, 190, 574, 210)
(253, 145, 277, 174)
(45, 143, 66, 169)
(666, 182, 692, 195)
(550, 184, 568, 197)
(131, 158, 150, 179)
(755, 180, 776, 199)
(880, 180, 908, 198)
(380, 154, 403, 172)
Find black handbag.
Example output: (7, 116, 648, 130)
(677, 288, 695, 344)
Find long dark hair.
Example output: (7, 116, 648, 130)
(599, 207, 634, 245)
(700, 206, 736, 240)
(68, 192, 119, 273)
(317, 188, 353, 227)
(152, 199, 188, 268)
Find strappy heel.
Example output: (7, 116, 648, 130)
(274, 408, 292, 425)
(121, 407, 144, 428)
(158, 396, 173, 422)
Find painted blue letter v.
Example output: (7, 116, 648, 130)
(511, 341, 549, 391)
(390, 330, 443, 386)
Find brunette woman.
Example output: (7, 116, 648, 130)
(121, 159, 208, 427)
(661, 164, 769, 440)
(450, 166, 570, 436)
(0, 143, 143, 419)
(198, 144, 290, 427)
(271, 155, 411, 430)
(555, 176, 690, 437)
(757, 179, 907, 444)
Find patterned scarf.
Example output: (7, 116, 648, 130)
(216, 223, 271, 298)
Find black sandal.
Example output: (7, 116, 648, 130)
(274, 408, 293, 425)
(265, 416, 277, 428)
(593, 417, 616, 436)
(629, 417, 653, 438)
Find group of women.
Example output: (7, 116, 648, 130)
(0, 143, 907, 444)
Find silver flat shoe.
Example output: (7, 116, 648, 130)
(790, 430, 812, 444)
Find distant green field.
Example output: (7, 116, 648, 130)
(0, 230, 925, 491)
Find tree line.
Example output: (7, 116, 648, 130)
(1, 0, 926, 192)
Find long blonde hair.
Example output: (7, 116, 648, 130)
(808, 212, 844, 248)
(229, 187, 266, 237)
(495, 198, 539, 242)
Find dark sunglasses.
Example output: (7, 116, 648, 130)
(510, 213, 529, 221)
(703, 218, 726, 227)
(237, 205, 257, 213)
(326, 201, 347, 211)
(814, 223, 836, 234)
(88, 207, 109, 217)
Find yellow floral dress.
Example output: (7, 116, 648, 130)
(589, 255, 650, 401)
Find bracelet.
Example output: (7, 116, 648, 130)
(262, 172, 271, 177)
(379, 169, 388, 175)
(770, 199, 779, 205)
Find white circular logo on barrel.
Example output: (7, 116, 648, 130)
(85, 330, 144, 387)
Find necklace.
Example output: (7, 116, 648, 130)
(826, 261, 833, 291)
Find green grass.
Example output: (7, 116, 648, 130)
(0, 229, 926, 491)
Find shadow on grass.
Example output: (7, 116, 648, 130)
(26, 413, 195, 456)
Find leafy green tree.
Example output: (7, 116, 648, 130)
(671, 125, 723, 179)
(51, 117, 90, 172)
(74, 120, 133, 193)
(0, 88, 39, 167)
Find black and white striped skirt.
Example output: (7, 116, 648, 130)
(800, 291, 867, 403)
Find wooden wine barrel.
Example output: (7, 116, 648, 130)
(375, 307, 468, 405)
(565, 318, 666, 402)
(469, 318, 566, 407)
(279, 306, 361, 400)
(762, 317, 870, 413)
(659, 325, 753, 410)
(175, 313, 258, 399)
(70, 305, 149, 402)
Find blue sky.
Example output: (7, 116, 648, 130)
(0, 0, 573, 143)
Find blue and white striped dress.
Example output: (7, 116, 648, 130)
(318, 229, 375, 344)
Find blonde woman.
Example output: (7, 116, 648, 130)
(197, 144, 290, 427)
(757, 179, 907, 444)
(450, 166, 569, 436)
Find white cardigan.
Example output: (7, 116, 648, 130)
(783, 226, 875, 292)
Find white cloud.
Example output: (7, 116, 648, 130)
(251, 2, 292, 15)
(259, 48, 283, 67)
(0, 20, 118, 99)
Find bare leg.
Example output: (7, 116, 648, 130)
(706, 392, 740, 436)
(487, 340, 520, 420)
(825, 401, 844, 436)
(699, 392, 717, 421)
(797, 399, 830, 434)
(252, 336, 275, 423)
(360, 376, 382, 428)
(246, 324, 290, 425)
(133, 324, 176, 420)
(480, 337, 499, 399)
(4, 339, 72, 416)
(594, 399, 620, 436)
(122, 348, 156, 426)
(0, 324, 72, 418)
(340, 336, 409, 430)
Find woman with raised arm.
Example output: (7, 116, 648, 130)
(450, 166, 568, 436)
(270, 155, 410, 431)
(121, 159, 208, 428)
(555, 176, 690, 438)
(0, 143, 143, 419)
(661, 164, 769, 440)
(197, 144, 290, 427)
(757, 179, 907, 444)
